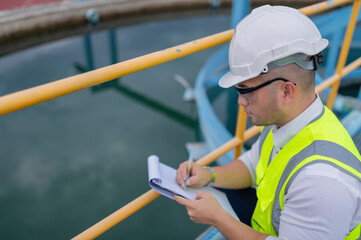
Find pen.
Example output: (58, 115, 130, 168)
(184, 150, 193, 190)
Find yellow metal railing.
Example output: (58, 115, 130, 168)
(0, 30, 234, 116)
(0, 0, 358, 239)
(70, 0, 361, 239)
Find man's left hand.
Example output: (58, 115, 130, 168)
(174, 191, 227, 226)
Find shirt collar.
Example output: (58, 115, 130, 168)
(272, 94, 324, 149)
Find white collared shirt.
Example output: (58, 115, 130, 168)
(239, 94, 361, 240)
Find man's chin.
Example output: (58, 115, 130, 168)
(250, 117, 269, 127)
(250, 118, 260, 126)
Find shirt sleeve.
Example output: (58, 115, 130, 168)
(274, 163, 356, 240)
(238, 138, 260, 187)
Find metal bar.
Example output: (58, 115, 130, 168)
(196, 125, 262, 167)
(342, 56, 361, 76)
(72, 190, 161, 240)
(109, 29, 118, 65)
(244, 125, 262, 140)
(316, 56, 361, 93)
(316, 74, 341, 93)
(196, 126, 262, 167)
(299, 0, 353, 15)
(231, 0, 250, 29)
(197, 137, 241, 167)
(0, 29, 234, 116)
(84, 35, 94, 71)
(327, 0, 361, 109)
(233, 106, 248, 159)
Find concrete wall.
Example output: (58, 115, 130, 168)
(0, 0, 323, 56)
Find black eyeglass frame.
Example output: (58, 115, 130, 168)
(233, 77, 296, 95)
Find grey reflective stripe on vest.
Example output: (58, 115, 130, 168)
(259, 126, 273, 156)
(271, 140, 361, 234)
(308, 106, 325, 125)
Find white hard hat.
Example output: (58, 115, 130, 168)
(219, 5, 329, 88)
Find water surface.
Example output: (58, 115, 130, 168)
(0, 14, 230, 239)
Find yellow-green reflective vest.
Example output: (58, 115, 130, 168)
(251, 106, 361, 239)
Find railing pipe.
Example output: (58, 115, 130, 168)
(327, 0, 361, 109)
(197, 137, 241, 166)
(244, 125, 262, 140)
(316, 74, 342, 94)
(233, 106, 248, 159)
(299, 0, 352, 15)
(0, 30, 234, 116)
(342, 56, 361, 76)
(72, 190, 161, 240)
(316, 56, 361, 93)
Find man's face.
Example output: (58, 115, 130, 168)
(236, 74, 286, 126)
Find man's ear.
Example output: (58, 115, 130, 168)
(282, 82, 296, 104)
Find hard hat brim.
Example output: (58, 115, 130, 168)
(218, 71, 251, 88)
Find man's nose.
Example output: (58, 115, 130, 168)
(238, 95, 249, 106)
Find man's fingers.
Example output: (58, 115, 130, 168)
(176, 161, 190, 188)
(176, 161, 205, 189)
(174, 195, 190, 206)
(186, 176, 197, 187)
(179, 161, 189, 180)
(176, 169, 185, 188)
(196, 191, 209, 198)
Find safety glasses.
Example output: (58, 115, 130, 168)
(233, 77, 296, 104)
(233, 77, 296, 95)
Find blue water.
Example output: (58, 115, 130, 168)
(0, 14, 230, 239)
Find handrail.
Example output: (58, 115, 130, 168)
(300, 0, 353, 15)
(72, 190, 161, 240)
(316, 57, 361, 93)
(71, 0, 360, 239)
(233, 106, 248, 158)
(0, 0, 353, 117)
(0, 30, 234, 116)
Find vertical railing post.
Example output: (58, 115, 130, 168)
(327, 0, 361, 109)
(234, 105, 247, 159)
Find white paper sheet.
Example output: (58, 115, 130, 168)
(148, 155, 239, 221)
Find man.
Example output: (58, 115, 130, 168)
(174, 5, 361, 240)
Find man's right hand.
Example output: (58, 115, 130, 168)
(176, 161, 212, 189)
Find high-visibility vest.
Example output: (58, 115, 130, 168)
(251, 106, 361, 239)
